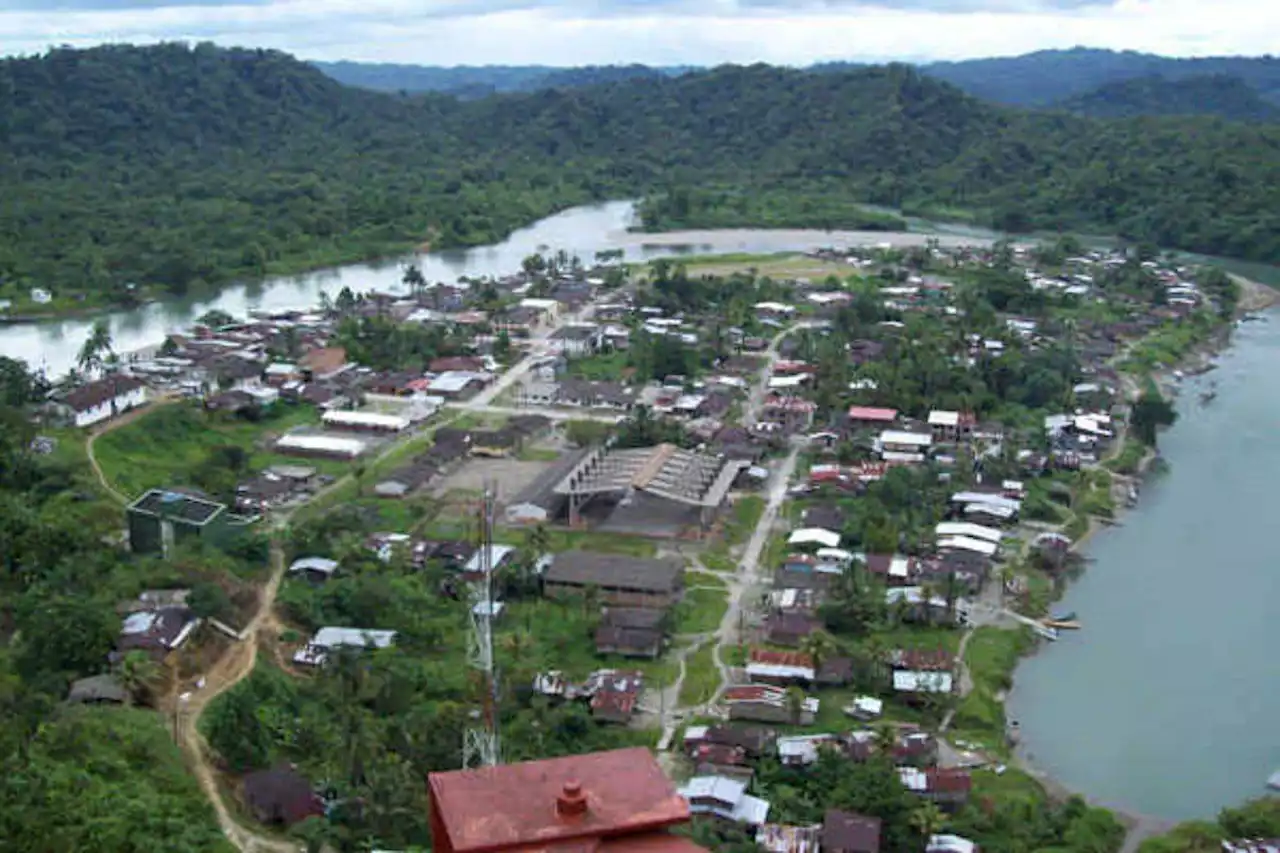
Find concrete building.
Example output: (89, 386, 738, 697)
(127, 489, 229, 555)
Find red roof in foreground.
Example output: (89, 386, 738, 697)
(429, 748, 691, 853)
(847, 406, 898, 422)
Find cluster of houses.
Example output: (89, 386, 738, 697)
(677, 721, 978, 853)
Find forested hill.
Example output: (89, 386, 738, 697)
(922, 47, 1280, 107)
(1055, 74, 1280, 122)
(317, 50, 1280, 112)
(313, 60, 687, 98)
(4, 44, 1280, 313)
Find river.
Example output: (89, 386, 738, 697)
(1008, 313, 1280, 820)
(0, 200, 1003, 379)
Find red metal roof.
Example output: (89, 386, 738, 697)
(892, 649, 954, 672)
(846, 406, 898, 422)
(428, 748, 689, 853)
(749, 649, 814, 669)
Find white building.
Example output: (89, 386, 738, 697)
(61, 374, 148, 428)
(680, 776, 771, 825)
(294, 627, 397, 666)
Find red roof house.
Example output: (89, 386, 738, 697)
(428, 748, 706, 853)
(846, 406, 898, 425)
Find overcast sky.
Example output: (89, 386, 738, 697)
(1, 0, 1276, 66)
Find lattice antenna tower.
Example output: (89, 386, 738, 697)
(462, 480, 501, 768)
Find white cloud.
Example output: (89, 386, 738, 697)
(1, 0, 1277, 65)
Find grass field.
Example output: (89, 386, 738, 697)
(647, 252, 855, 281)
(93, 402, 341, 498)
(678, 641, 720, 707)
(673, 586, 729, 634)
(951, 626, 1032, 743)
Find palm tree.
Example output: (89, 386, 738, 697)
(800, 630, 838, 678)
(784, 686, 808, 724)
(910, 801, 946, 841)
(116, 650, 161, 706)
(77, 320, 114, 376)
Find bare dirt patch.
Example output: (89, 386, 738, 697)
(431, 456, 552, 504)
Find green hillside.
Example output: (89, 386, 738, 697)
(1056, 74, 1280, 122)
(4, 44, 1280, 313)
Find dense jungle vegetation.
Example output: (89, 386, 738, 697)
(4, 43, 1280, 317)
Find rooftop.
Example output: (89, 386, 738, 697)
(129, 488, 226, 525)
(428, 748, 690, 853)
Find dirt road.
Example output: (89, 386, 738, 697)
(173, 543, 300, 853)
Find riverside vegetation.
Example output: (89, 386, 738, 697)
(6, 44, 1280, 315)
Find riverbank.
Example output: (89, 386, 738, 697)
(1001, 272, 1280, 821)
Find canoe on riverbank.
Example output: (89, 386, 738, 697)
(1043, 619, 1082, 630)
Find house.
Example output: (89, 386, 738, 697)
(861, 553, 915, 586)
(892, 670, 955, 698)
(766, 611, 821, 647)
(927, 834, 980, 853)
(761, 397, 817, 433)
(556, 378, 635, 411)
(787, 528, 842, 550)
(595, 607, 667, 658)
(590, 672, 644, 724)
(683, 724, 777, 759)
(746, 649, 815, 685)
(242, 764, 325, 827)
(428, 748, 706, 853)
(428, 371, 492, 400)
(30, 287, 52, 304)
(543, 551, 684, 609)
(846, 406, 898, 430)
(288, 556, 339, 583)
(878, 430, 932, 456)
(127, 489, 229, 555)
(898, 768, 972, 808)
(299, 346, 348, 379)
(777, 733, 839, 767)
(757, 824, 822, 853)
(679, 776, 771, 826)
(690, 743, 753, 780)
(293, 626, 397, 666)
(115, 607, 200, 662)
(822, 810, 882, 853)
(548, 324, 604, 356)
(66, 674, 129, 705)
(927, 410, 977, 443)
(723, 685, 818, 725)
(60, 374, 148, 428)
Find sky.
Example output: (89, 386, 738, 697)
(1, 0, 1277, 66)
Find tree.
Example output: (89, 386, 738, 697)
(494, 329, 512, 363)
(402, 263, 426, 300)
(76, 320, 113, 376)
(785, 685, 807, 724)
(564, 419, 611, 447)
(910, 800, 946, 842)
(800, 630, 838, 675)
(1130, 386, 1177, 446)
(116, 650, 162, 706)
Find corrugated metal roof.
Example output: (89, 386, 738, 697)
(429, 748, 688, 853)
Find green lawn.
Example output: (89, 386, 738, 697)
(700, 550, 737, 573)
(564, 350, 633, 381)
(678, 641, 721, 708)
(952, 626, 1032, 741)
(687, 571, 728, 590)
(723, 496, 766, 546)
(94, 402, 339, 498)
(517, 447, 562, 462)
(673, 587, 729, 634)
(500, 599, 680, 685)
(537, 529, 659, 558)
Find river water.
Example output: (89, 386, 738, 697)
(0, 200, 1001, 379)
(1008, 314, 1280, 820)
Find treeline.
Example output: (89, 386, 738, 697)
(5, 44, 1280, 315)
(636, 188, 908, 232)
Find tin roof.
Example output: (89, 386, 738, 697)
(429, 748, 689, 853)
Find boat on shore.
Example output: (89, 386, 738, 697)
(1050, 610, 1076, 622)
(1042, 619, 1082, 630)
(1032, 624, 1060, 641)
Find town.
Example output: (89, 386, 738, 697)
(2, 237, 1248, 853)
